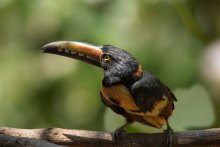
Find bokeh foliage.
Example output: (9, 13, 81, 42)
(0, 0, 219, 132)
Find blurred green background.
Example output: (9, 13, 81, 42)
(0, 0, 220, 132)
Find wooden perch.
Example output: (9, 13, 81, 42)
(0, 127, 220, 147)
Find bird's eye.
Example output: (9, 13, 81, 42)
(102, 55, 111, 62)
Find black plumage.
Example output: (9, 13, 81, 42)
(99, 45, 177, 146)
(131, 71, 176, 113)
(43, 41, 177, 147)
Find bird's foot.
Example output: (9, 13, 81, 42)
(164, 126, 173, 147)
(112, 126, 126, 141)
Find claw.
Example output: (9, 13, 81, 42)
(112, 123, 129, 141)
(164, 127, 173, 147)
(112, 127, 125, 141)
(164, 121, 173, 147)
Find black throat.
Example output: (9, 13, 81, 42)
(102, 62, 140, 88)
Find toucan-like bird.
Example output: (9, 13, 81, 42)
(42, 41, 177, 146)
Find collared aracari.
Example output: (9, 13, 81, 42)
(42, 41, 177, 146)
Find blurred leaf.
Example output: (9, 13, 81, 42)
(170, 84, 215, 131)
(0, 0, 13, 9)
(103, 108, 124, 132)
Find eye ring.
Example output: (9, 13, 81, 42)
(102, 55, 111, 62)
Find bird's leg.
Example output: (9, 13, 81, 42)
(112, 122, 130, 141)
(164, 120, 173, 147)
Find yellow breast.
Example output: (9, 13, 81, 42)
(101, 84, 170, 128)
(101, 84, 139, 112)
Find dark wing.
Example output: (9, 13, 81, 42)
(131, 72, 177, 112)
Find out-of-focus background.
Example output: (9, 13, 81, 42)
(0, 0, 220, 132)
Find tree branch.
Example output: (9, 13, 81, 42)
(0, 127, 220, 147)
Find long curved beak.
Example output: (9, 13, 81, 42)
(42, 41, 102, 67)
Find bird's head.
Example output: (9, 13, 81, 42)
(42, 41, 142, 86)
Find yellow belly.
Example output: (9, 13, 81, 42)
(101, 84, 170, 128)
